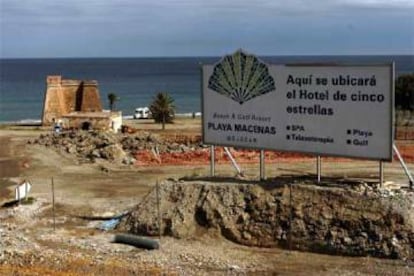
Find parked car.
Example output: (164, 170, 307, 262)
(134, 107, 151, 119)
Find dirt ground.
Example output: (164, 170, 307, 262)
(0, 118, 414, 275)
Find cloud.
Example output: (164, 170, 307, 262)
(0, 0, 413, 57)
(2, 0, 413, 19)
(343, 0, 414, 6)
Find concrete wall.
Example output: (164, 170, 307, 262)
(110, 113, 123, 133)
(42, 76, 103, 126)
(62, 116, 112, 131)
(60, 111, 122, 132)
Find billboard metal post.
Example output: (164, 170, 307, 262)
(260, 150, 265, 181)
(393, 144, 414, 189)
(224, 147, 242, 175)
(210, 145, 215, 177)
(317, 156, 321, 183)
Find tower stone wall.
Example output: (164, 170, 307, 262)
(41, 75, 103, 125)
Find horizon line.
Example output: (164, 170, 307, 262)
(1, 53, 414, 60)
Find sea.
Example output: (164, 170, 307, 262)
(1, 55, 413, 123)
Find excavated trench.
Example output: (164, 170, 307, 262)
(119, 177, 414, 260)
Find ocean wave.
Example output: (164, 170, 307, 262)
(176, 112, 202, 117)
(0, 119, 42, 125)
(123, 112, 202, 119)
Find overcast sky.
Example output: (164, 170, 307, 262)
(0, 0, 413, 58)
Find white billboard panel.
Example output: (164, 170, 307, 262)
(202, 51, 394, 160)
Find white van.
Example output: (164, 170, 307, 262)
(134, 107, 151, 119)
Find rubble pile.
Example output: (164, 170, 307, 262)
(28, 131, 203, 165)
(29, 131, 126, 163)
(28, 131, 306, 166)
(120, 179, 414, 261)
(120, 132, 203, 154)
(28, 131, 414, 166)
(0, 201, 271, 275)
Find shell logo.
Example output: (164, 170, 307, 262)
(208, 50, 276, 104)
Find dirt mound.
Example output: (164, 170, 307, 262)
(119, 179, 414, 260)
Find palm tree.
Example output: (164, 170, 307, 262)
(107, 93, 120, 111)
(149, 92, 176, 130)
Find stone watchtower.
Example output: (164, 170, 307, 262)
(41, 75, 103, 126)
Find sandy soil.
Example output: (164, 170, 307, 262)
(0, 118, 413, 275)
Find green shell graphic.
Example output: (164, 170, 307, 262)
(208, 50, 276, 104)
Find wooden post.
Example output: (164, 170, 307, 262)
(288, 182, 293, 251)
(379, 161, 384, 188)
(260, 150, 265, 181)
(52, 177, 56, 231)
(156, 180, 161, 242)
(317, 156, 321, 183)
(210, 145, 215, 177)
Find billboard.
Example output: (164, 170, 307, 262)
(202, 50, 394, 160)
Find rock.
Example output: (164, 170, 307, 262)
(242, 231, 252, 241)
(108, 144, 127, 161)
(229, 264, 240, 270)
(122, 157, 136, 165)
(90, 149, 101, 158)
(100, 166, 109, 173)
(342, 236, 353, 245)
(180, 145, 190, 153)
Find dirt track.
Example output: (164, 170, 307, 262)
(1, 119, 414, 275)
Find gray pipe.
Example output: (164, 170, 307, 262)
(113, 233, 159, 250)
